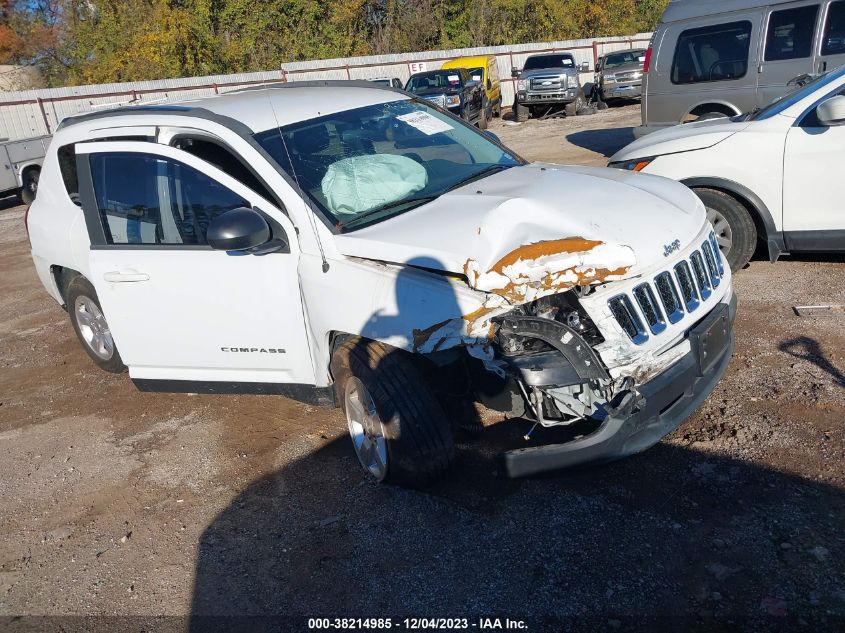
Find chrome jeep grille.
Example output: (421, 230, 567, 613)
(607, 232, 726, 345)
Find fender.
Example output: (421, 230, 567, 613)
(681, 176, 785, 262)
(683, 100, 741, 121)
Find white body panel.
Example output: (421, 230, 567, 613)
(613, 67, 845, 237)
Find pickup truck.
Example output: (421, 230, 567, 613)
(1, 135, 49, 203)
(26, 81, 735, 486)
(511, 53, 590, 121)
(404, 69, 486, 128)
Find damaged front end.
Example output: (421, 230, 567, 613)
(444, 231, 735, 478)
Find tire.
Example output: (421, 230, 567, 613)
(513, 98, 529, 122)
(693, 187, 757, 272)
(66, 276, 126, 373)
(20, 168, 39, 205)
(331, 338, 455, 486)
(565, 88, 587, 116)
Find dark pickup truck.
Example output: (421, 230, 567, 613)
(404, 69, 485, 127)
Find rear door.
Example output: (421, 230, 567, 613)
(818, 0, 845, 73)
(757, 2, 822, 106)
(75, 140, 316, 387)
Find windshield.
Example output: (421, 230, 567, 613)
(254, 99, 522, 231)
(749, 65, 845, 120)
(405, 71, 463, 93)
(523, 54, 574, 71)
(602, 51, 645, 69)
(468, 67, 484, 83)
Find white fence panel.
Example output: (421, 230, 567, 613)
(0, 33, 651, 141)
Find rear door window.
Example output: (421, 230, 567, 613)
(765, 5, 820, 60)
(823, 0, 845, 55)
(671, 21, 753, 84)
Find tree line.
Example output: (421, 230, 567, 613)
(1, 0, 668, 87)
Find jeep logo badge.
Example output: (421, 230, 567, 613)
(663, 239, 681, 257)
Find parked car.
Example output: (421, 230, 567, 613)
(368, 77, 403, 88)
(511, 52, 590, 121)
(0, 135, 49, 203)
(404, 69, 485, 127)
(441, 55, 503, 123)
(595, 49, 646, 103)
(638, 0, 845, 137)
(610, 64, 845, 272)
(27, 81, 734, 485)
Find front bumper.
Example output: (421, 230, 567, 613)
(502, 293, 736, 478)
(517, 87, 577, 105)
(602, 82, 642, 99)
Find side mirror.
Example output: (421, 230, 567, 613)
(817, 95, 845, 126)
(484, 130, 501, 144)
(580, 61, 590, 72)
(511, 67, 519, 78)
(208, 207, 270, 251)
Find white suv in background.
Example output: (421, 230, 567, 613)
(611, 65, 845, 272)
(26, 81, 734, 485)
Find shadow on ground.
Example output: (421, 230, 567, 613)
(565, 127, 635, 159)
(189, 435, 845, 629)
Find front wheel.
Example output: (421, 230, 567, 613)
(564, 88, 586, 116)
(66, 276, 126, 373)
(513, 98, 529, 122)
(693, 188, 757, 272)
(331, 339, 455, 486)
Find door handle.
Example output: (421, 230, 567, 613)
(103, 270, 150, 283)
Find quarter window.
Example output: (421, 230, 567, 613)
(765, 5, 820, 60)
(671, 21, 752, 84)
(823, 1, 845, 55)
(89, 152, 249, 246)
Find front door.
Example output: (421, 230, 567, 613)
(782, 85, 845, 248)
(76, 141, 316, 387)
(757, 2, 822, 107)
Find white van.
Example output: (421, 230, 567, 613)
(639, 0, 845, 135)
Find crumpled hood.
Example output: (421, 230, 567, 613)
(611, 117, 750, 162)
(333, 163, 706, 304)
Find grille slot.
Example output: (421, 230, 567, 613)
(709, 231, 725, 276)
(608, 295, 648, 344)
(701, 240, 721, 287)
(655, 272, 684, 324)
(674, 260, 700, 312)
(633, 283, 666, 334)
(690, 251, 712, 299)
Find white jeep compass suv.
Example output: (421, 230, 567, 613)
(27, 81, 735, 485)
(611, 65, 845, 272)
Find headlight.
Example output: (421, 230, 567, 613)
(517, 79, 528, 91)
(607, 157, 655, 172)
(445, 95, 461, 107)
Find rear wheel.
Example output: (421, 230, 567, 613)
(693, 187, 757, 272)
(66, 276, 126, 373)
(331, 338, 455, 486)
(20, 168, 39, 205)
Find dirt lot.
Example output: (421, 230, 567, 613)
(1, 104, 844, 631)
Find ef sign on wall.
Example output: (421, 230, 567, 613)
(409, 62, 428, 73)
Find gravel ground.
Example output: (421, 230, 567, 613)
(1, 104, 844, 631)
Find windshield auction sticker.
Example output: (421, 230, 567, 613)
(396, 111, 454, 135)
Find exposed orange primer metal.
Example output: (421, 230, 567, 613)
(488, 237, 604, 274)
(412, 318, 452, 352)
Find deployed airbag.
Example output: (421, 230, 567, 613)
(321, 154, 428, 216)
